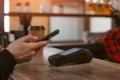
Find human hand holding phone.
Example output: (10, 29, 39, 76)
(36, 29, 60, 42)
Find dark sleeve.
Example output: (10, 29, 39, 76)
(0, 49, 17, 80)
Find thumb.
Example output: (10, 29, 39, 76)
(20, 34, 38, 42)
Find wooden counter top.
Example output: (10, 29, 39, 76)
(11, 47, 120, 80)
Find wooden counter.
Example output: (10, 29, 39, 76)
(11, 47, 120, 80)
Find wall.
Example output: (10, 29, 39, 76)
(50, 3, 85, 42)
(50, 17, 84, 42)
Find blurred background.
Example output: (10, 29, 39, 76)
(0, 0, 119, 60)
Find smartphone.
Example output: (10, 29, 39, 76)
(36, 29, 60, 42)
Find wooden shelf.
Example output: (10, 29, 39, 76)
(5, 12, 116, 40)
(5, 12, 114, 17)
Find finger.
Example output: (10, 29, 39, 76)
(20, 34, 38, 42)
(30, 41, 49, 50)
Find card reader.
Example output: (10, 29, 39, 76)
(48, 48, 93, 66)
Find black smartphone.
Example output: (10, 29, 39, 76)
(36, 29, 60, 42)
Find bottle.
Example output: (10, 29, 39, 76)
(24, 2, 30, 12)
(39, 0, 52, 13)
(59, 4, 64, 13)
(85, 0, 95, 15)
(15, 3, 22, 12)
(102, 1, 111, 15)
(95, 0, 102, 15)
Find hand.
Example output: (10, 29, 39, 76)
(6, 34, 49, 63)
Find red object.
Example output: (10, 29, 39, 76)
(102, 28, 120, 63)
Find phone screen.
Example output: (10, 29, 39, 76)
(61, 48, 81, 56)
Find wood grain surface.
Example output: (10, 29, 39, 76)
(12, 47, 120, 80)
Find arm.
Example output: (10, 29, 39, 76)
(0, 49, 17, 80)
(0, 34, 49, 80)
(102, 28, 120, 63)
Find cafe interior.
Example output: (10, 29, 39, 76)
(0, 0, 117, 60)
(1, 0, 114, 60)
(2, 0, 120, 80)
(1, 0, 118, 59)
